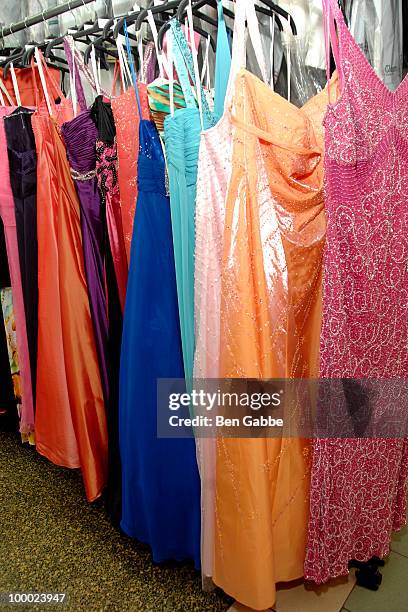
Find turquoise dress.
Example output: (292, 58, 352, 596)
(164, 4, 231, 383)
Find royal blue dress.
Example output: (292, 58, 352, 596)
(119, 117, 201, 568)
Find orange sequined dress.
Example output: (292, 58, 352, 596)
(209, 2, 339, 608)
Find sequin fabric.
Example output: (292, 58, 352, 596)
(95, 138, 128, 313)
(305, 0, 408, 584)
(112, 84, 150, 264)
(194, 2, 336, 606)
(213, 63, 336, 608)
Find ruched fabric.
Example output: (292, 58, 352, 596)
(62, 109, 109, 405)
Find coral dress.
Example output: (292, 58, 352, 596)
(33, 52, 107, 501)
(111, 72, 150, 264)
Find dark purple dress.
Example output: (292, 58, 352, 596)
(61, 109, 109, 404)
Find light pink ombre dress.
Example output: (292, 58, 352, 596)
(0, 107, 34, 435)
(305, 0, 408, 583)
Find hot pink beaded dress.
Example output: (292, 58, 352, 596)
(305, 0, 408, 583)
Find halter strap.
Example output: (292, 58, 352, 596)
(170, 20, 197, 110)
(214, 0, 231, 116)
(147, 10, 169, 78)
(168, 29, 175, 117)
(116, 38, 133, 91)
(170, 17, 214, 129)
(186, 0, 203, 128)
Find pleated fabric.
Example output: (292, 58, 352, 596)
(62, 109, 109, 404)
(163, 13, 229, 384)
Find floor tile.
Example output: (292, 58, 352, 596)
(344, 552, 408, 612)
(227, 603, 272, 612)
(391, 524, 408, 558)
(274, 573, 356, 612)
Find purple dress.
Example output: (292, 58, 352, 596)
(61, 109, 109, 405)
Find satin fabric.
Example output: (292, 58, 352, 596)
(32, 110, 108, 501)
(0, 65, 61, 107)
(32, 60, 80, 468)
(119, 119, 201, 567)
(62, 109, 109, 404)
(0, 107, 34, 435)
(31, 49, 107, 499)
(112, 83, 150, 264)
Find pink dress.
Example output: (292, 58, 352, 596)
(0, 108, 34, 435)
(305, 0, 408, 583)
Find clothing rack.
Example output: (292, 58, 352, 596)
(0, 0, 96, 39)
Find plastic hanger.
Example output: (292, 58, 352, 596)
(176, 0, 284, 33)
(45, 18, 102, 59)
(157, 18, 216, 53)
(257, 0, 297, 35)
(113, 1, 182, 39)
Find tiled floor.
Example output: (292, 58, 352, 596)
(228, 523, 408, 612)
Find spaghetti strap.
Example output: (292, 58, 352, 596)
(214, 0, 231, 117)
(124, 19, 142, 118)
(30, 50, 63, 115)
(170, 18, 215, 129)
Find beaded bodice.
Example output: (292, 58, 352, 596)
(321, 2, 408, 379)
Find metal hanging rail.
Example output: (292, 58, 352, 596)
(0, 0, 96, 38)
